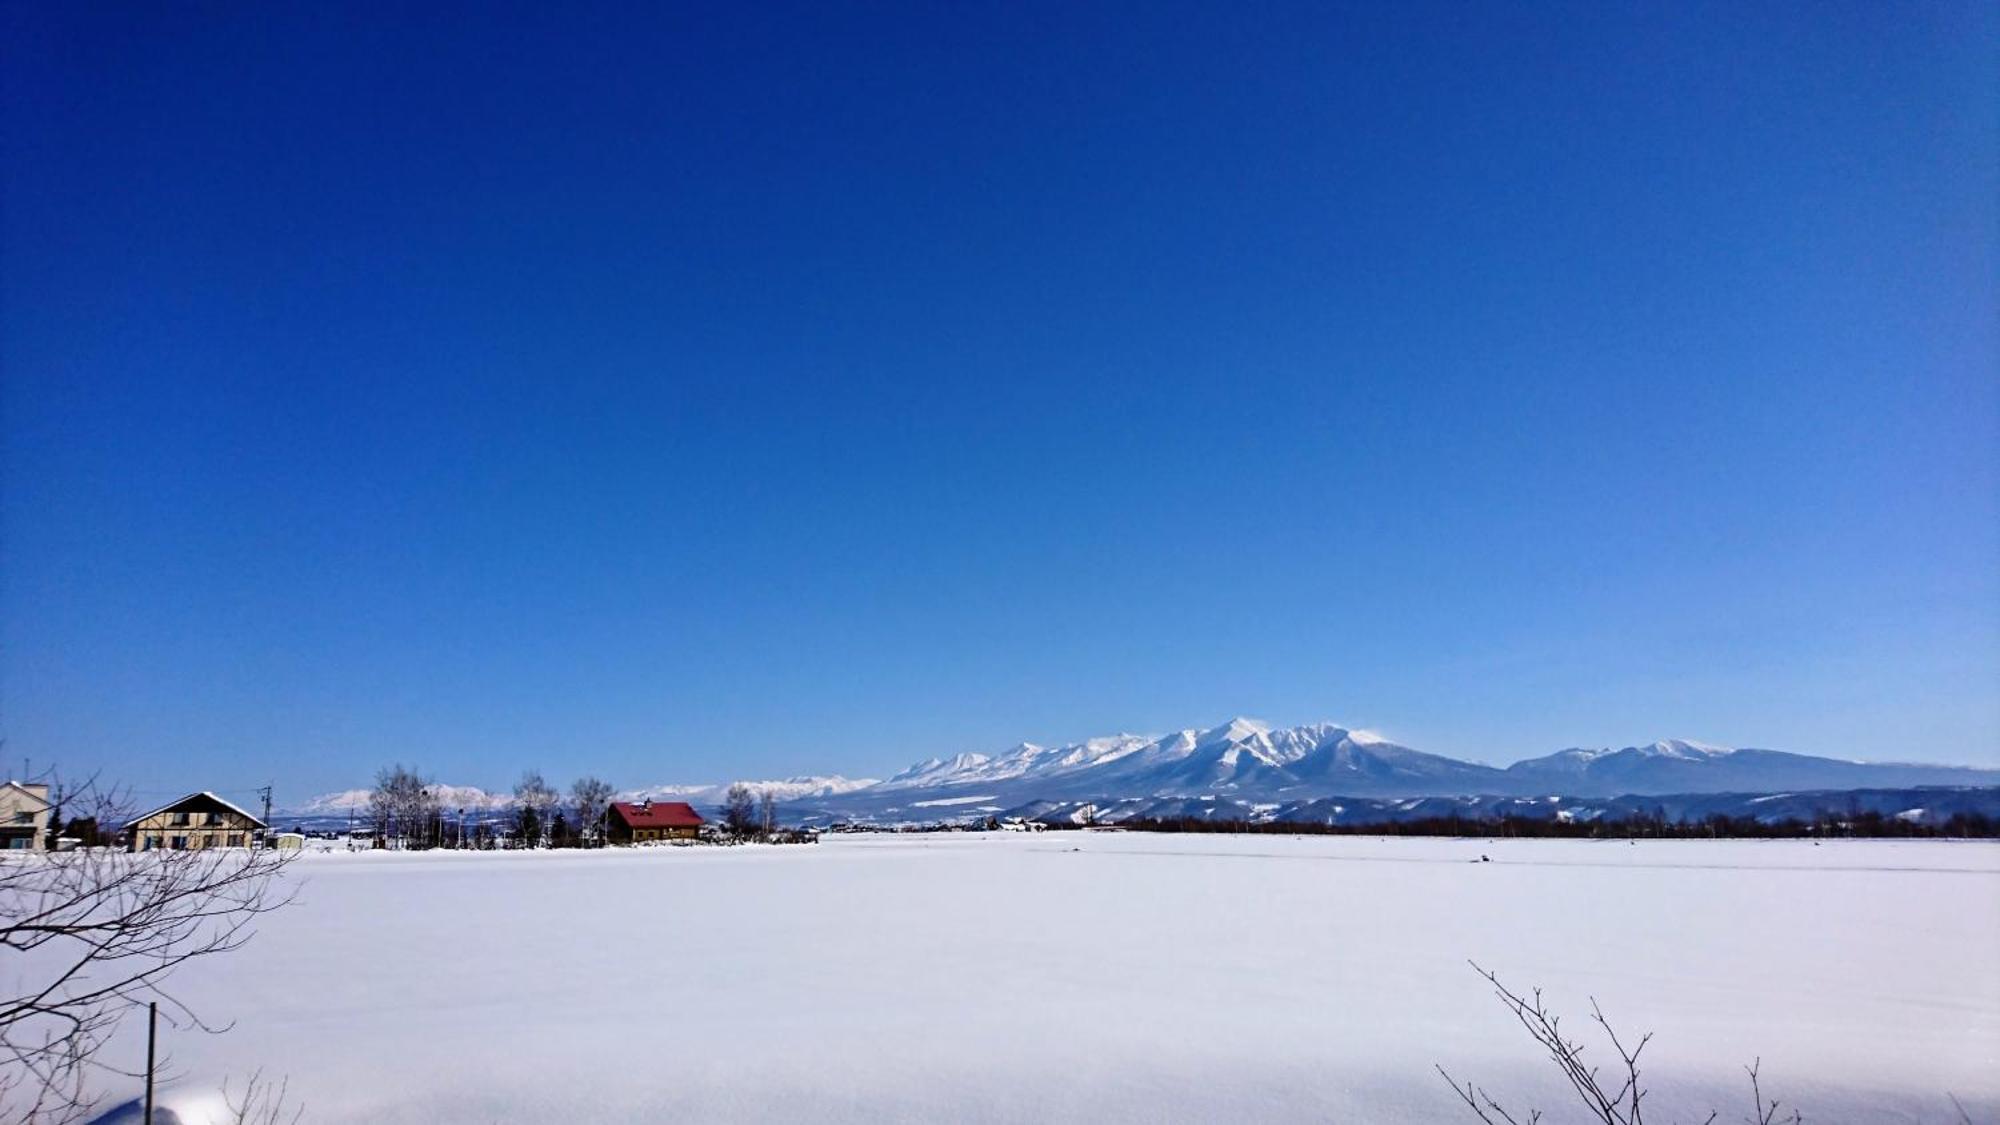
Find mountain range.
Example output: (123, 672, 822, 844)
(782, 720, 1999, 823)
(283, 719, 1998, 824)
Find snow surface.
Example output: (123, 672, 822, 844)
(77, 835, 2000, 1123)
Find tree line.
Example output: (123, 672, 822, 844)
(367, 765, 617, 848)
(1116, 809, 1999, 839)
(365, 769, 804, 847)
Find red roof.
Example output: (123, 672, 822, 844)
(610, 800, 704, 829)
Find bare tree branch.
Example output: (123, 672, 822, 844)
(0, 845, 297, 1123)
(1438, 963, 1805, 1125)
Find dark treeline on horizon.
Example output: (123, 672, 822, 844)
(1106, 810, 2000, 840)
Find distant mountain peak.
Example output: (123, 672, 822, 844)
(1643, 738, 1734, 758)
(1208, 717, 1273, 741)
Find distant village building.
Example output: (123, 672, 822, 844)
(1, 781, 51, 851)
(606, 799, 703, 843)
(126, 792, 267, 852)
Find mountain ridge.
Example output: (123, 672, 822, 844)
(283, 720, 1998, 816)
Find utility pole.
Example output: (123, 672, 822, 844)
(144, 1001, 158, 1125)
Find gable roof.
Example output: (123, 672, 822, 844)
(2, 781, 51, 809)
(609, 800, 704, 829)
(125, 791, 267, 830)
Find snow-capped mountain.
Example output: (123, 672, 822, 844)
(287, 783, 509, 815)
(876, 720, 1477, 796)
(1500, 740, 1999, 797)
(778, 720, 1999, 823)
(619, 776, 878, 804)
(879, 736, 1152, 790)
(280, 722, 1997, 824)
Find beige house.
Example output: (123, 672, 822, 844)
(2, 781, 51, 851)
(126, 791, 266, 852)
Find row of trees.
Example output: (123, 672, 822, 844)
(367, 770, 810, 847)
(367, 766, 619, 849)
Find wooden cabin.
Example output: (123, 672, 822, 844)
(126, 791, 266, 852)
(606, 799, 703, 843)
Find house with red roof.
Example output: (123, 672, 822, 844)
(606, 799, 704, 844)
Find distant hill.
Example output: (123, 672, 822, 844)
(1502, 740, 2000, 797)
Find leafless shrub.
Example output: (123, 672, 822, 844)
(0, 845, 297, 1123)
(221, 1068, 304, 1125)
(1437, 961, 1805, 1125)
(1743, 1059, 1803, 1125)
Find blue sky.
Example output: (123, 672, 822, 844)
(3, 2, 1995, 801)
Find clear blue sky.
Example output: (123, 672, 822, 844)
(3, 2, 1995, 801)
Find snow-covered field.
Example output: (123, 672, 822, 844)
(94, 834, 2000, 1122)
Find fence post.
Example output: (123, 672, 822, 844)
(145, 1000, 157, 1124)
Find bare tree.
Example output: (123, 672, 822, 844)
(1437, 962, 1803, 1125)
(513, 771, 559, 848)
(570, 777, 615, 847)
(471, 792, 493, 849)
(0, 846, 296, 1123)
(368, 764, 440, 849)
(721, 783, 758, 838)
(759, 789, 778, 836)
(19, 766, 132, 851)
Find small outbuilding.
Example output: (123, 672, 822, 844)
(606, 799, 704, 844)
(126, 791, 267, 852)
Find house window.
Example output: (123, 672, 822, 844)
(6, 837, 28, 850)
(144, 836, 161, 851)
(205, 812, 223, 826)
(170, 836, 187, 850)
(171, 812, 190, 826)
(11, 810, 30, 824)
(227, 834, 243, 847)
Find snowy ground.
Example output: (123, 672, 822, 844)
(85, 834, 2000, 1123)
